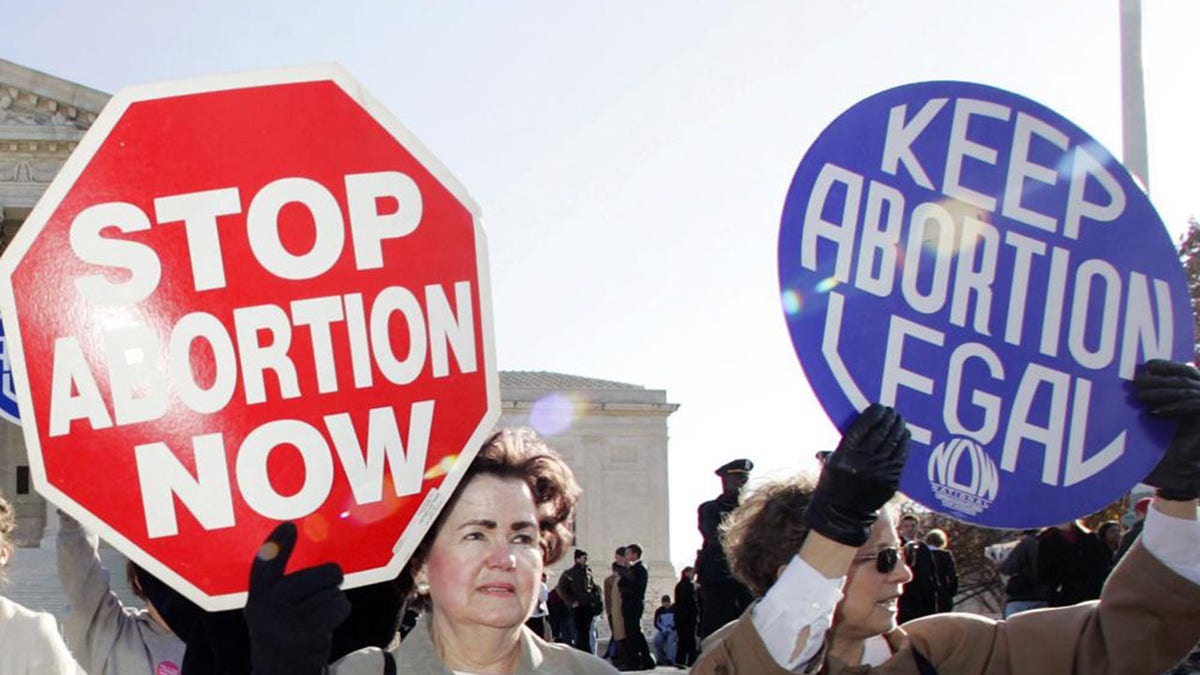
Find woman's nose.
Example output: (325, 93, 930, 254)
(892, 560, 914, 584)
(486, 543, 517, 569)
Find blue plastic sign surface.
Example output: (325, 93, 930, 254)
(779, 81, 1192, 528)
(0, 317, 19, 424)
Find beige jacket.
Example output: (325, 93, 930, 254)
(330, 614, 617, 674)
(604, 572, 626, 640)
(0, 595, 81, 675)
(692, 543, 1200, 675)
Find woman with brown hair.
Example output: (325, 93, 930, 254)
(0, 493, 80, 674)
(246, 427, 616, 674)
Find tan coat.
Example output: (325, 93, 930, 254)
(692, 543, 1200, 675)
(604, 571, 626, 640)
(330, 615, 616, 674)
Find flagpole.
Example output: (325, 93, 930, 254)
(1119, 0, 1150, 192)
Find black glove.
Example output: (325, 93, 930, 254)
(244, 522, 351, 675)
(1134, 359, 1200, 501)
(180, 610, 252, 675)
(804, 403, 909, 547)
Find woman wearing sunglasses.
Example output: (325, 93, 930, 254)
(693, 365, 1200, 674)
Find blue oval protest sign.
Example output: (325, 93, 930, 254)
(0, 316, 19, 424)
(779, 81, 1192, 528)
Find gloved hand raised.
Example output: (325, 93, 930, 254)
(244, 522, 351, 675)
(804, 403, 909, 547)
(1134, 359, 1200, 501)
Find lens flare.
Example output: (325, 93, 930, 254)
(424, 454, 459, 480)
(303, 512, 330, 543)
(530, 392, 586, 436)
(781, 289, 804, 315)
(815, 276, 839, 293)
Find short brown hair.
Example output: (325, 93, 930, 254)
(720, 473, 817, 597)
(402, 428, 581, 606)
(924, 528, 947, 548)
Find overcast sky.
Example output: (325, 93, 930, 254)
(7, 1, 1199, 569)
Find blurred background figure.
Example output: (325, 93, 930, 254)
(923, 528, 958, 613)
(1097, 520, 1123, 562)
(617, 543, 654, 670)
(525, 572, 551, 639)
(696, 458, 754, 639)
(603, 547, 627, 667)
(1116, 496, 1152, 562)
(546, 585, 571, 644)
(673, 566, 699, 667)
(997, 529, 1050, 618)
(556, 548, 600, 653)
(897, 513, 940, 623)
(652, 594, 676, 666)
(1037, 519, 1111, 606)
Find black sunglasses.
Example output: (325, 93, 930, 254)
(855, 546, 901, 574)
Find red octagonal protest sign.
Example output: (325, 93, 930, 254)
(0, 65, 498, 610)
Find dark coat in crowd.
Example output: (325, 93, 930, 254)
(929, 547, 958, 613)
(897, 539, 940, 623)
(1037, 522, 1111, 607)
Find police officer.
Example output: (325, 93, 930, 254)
(695, 459, 755, 639)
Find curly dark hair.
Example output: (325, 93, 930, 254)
(719, 473, 817, 598)
(399, 427, 582, 609)
(0, 494, 16, 578)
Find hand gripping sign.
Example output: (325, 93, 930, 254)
(779, 81, 1192, 528)
(0, 65, 499, 610)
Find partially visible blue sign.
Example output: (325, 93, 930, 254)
(779, 81, 1192, 528)
(0, 317, 20, 425)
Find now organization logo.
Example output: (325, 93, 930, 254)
(926, 437, 999, 517)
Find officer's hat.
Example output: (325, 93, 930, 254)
(715, 458, 753, 476)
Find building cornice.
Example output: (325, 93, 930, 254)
(501, 400, 680, 416)
(0, 59, 109, 115)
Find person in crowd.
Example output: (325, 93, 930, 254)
(525, 573, 550, 639)
(1, 493, 80, 674)
(672, 566, 699, 667)
(691, 362, 1200, 674)
(997, 529, 1050, 617)
(244, 427, 616, 674)
(545, 586, 570, 643)
(652, 594, 677, 666)
(1097, 520, 1123, 559)
(1037, 516, 1112, 606)
(1116, 496, 1152, 562)
(56, 511, 186, 675)
(896, 513, 939, 623)
(695, 459, 755, 638)
(603, 548, 627, 667)
(557, 548, 600, 653)
(618, 543, 654, 670)
(923, 528, 958, 613)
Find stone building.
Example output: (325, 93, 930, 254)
(498, 372, 680, 626)
(0, 58, 108, 546)
(0, 61, 679, 630)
